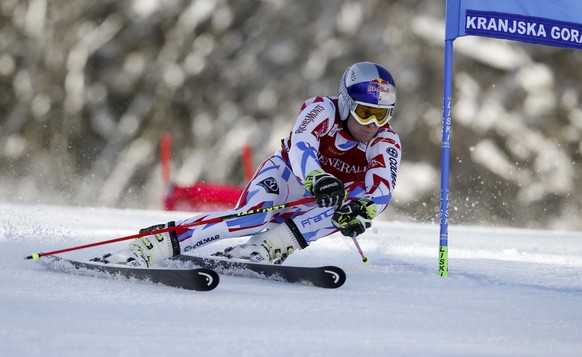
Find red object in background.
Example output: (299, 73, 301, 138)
(164, 183, 243, 211)
(241, 143, 254, 182)
(161, 132, 172, 186)
(160, 132, 253, 212)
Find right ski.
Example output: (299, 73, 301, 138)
(39, 256, 219, 291)
(173, 255, 346, 289)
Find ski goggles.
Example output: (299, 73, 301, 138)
(351, 103, 394, 127)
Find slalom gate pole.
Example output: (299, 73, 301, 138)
(26, 197, 316, 260)
(438, 39, 454, 277)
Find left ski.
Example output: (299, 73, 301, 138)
(173, 255, 346, 289)
(39, 256, 219, 291)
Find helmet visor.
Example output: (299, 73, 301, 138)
(351, 103, 393, 127)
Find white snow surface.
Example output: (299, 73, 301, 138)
(1, 203, 581, 357)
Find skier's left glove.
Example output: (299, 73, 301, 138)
(332, 198, 377, 237)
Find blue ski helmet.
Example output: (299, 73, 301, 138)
(338, 62, 397, 122)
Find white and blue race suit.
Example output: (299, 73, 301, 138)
(174, 96, 401, 253)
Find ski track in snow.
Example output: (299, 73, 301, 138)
(1, 203, 581, 357)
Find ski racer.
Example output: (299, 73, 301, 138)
(100, 61, 402, 267)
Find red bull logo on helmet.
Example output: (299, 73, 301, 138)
(368, 78, 392, 94)
(367, 77, 397, 106)
(370, 78, 388, 86)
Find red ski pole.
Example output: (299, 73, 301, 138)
(26, 197, 316, 260)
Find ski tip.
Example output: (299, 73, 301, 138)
(320, 266, 347, 289)
(195, 269, 220, 291)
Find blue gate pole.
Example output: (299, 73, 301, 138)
(439, 39, 454, 277)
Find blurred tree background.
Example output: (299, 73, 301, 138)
(1, 0, 581, 231)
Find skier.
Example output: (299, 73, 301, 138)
(100, 61, 402, 267)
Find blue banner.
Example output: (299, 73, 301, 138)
(446, 0, 582, 50)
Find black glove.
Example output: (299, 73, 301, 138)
(332, 199, 377, 237)
(304, 169, 346, 209)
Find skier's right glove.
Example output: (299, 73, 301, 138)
(332, 199, 377, 237)
(304, 169, 346, 209)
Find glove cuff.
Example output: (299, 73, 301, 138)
(359, 198, 377, 219)
(304, 169, 325, 194)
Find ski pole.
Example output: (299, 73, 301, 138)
(351, 233, 369, 264)
(26, 197, 316, 260)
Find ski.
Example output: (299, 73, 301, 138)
(173, 255, 346, 289)
(39, 256, 219, 291)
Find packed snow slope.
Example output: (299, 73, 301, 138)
(1, 203, 581, 357)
